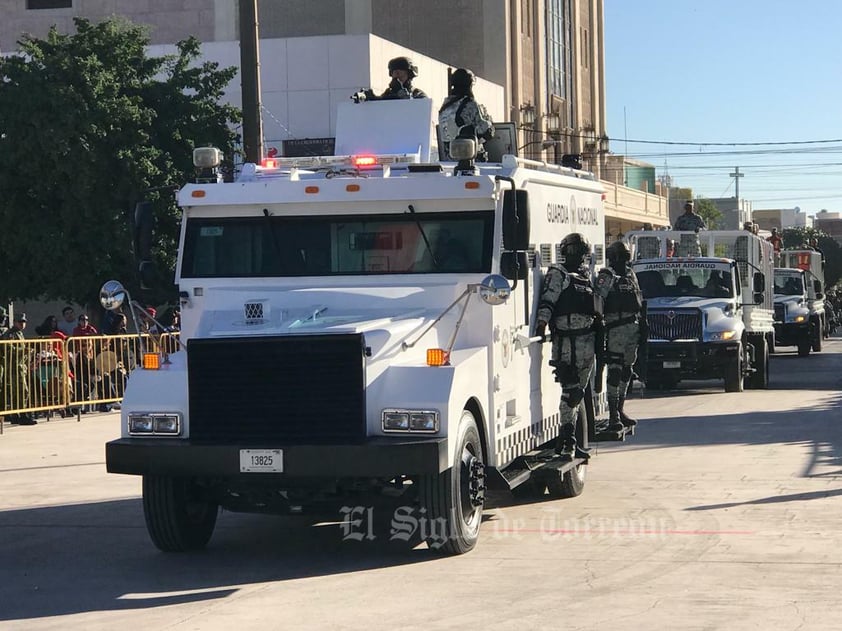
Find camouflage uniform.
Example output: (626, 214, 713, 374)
(596, 263, 644, 429)
(537, 264, 596, 452)
(674, 210, 706, 257)
(1, 323, 30, 419)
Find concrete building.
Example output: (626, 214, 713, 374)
(813, 210, 842, 242)
(2, 0, 667, 235)
(753, 207, 813, 231)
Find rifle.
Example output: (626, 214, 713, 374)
(634, 300, 649, 385)
(593, 315, 606, 393)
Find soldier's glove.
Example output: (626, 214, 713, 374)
(535, 320, 547, 343)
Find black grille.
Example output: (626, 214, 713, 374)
(188, 334, 366, 444)
(774, 303, 785, 323)
(648, 310, 702, 341)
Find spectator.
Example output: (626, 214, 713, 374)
(57, 305, 77, 336)
(70, 314, 99, 412)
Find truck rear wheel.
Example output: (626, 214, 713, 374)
(748, 337, 769, 389)
(724, 350, 744, 392)
(418, 410, 485, 555)
(143, 475, 219, 552)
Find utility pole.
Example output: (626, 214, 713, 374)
(729, 166, 744, 199)
(239, 0, 264, 164)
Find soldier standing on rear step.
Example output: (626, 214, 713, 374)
(535, 233, 598, 461)
(596, 241, 643, 432)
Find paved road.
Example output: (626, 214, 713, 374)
(1, 337, 841, 630)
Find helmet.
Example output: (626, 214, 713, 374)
(606, 240, 631, 267)
(450, 68, 475, 92)
(559, 233, 591, 270)
(388, 56, 418, 78)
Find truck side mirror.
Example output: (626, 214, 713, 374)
(753, 292, 764, 305)
(753, 271, 765, 293)
(502, 189, 530, 251)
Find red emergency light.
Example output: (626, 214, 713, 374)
(261, 158, 279, 169)
(353, 155, 377, 167)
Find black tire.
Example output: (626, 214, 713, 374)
(811, 319, 822, 352)
(748, 337, 769, 389)
(797, 336, 811, 357)
(417, 410, 485, 555)
(724, 349, 744, 392)
(143, 475, 219, 552)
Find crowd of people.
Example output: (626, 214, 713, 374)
(0, 303, 180, 426)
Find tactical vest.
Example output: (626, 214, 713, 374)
(604, 270, 643, 314)
(439, 97, 471, 142)
(553, 271, 596, 317)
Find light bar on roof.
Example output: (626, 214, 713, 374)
(267, 153, 420, 170)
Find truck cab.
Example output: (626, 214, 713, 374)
(624, 230, 775, 392)
(773, 249, 826, 356)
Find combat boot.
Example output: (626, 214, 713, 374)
(607, 398, 624, 432)
(618, 395, 637, 428)
(555, 422, 577, 461)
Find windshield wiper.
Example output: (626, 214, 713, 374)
(407, 204, 439, 269)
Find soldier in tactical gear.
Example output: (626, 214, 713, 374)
(380, 57, 427, 99)
(438, 68, 494, 161)
(535, 233, 597, 461)
(596, 241, 644, 432)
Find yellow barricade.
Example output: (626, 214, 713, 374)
(0, 331, 180, 427)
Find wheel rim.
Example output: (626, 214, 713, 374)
(458, 442, 484, 528)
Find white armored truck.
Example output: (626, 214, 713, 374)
(773, 249, 826, 356)
(102, 98, 608, 554)
(624, 230, 775, 392)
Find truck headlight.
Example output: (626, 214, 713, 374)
(128, 413, 181, 436)
(382, 409, 440, 433)
(793, 315, 806, 323)
(709, 330, 737, 341)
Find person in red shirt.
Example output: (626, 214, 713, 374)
(767, 227, 783, 253)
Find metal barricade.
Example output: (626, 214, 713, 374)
(1, 331, 179, 431)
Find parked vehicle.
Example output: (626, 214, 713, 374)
(773, 250, 826, 356)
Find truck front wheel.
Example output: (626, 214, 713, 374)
(724, 349, 744, 392)
(143, 475, 219, 552)
(747, 337, 769, 389)
(811, 319, 823, 352)
(418, 409, 485, 555)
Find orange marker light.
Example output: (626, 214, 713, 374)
(346, 184, 361, 192)
(426, 348, 450, 367)
(142, 353, 161, 370)
(304, 186, 320, 194)
(464, 181, 480, 189)
(191, 190, 206, 198)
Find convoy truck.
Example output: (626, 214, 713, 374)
(102, 98, 609, 554)
(773, 249, 826, 356)
(623, 230, 775, 392)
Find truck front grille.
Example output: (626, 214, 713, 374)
(647, 310, 702, 341)
(187, 334, 366, 444)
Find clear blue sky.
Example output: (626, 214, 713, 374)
(604, 0, 842, 217)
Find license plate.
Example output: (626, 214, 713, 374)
(240, 449, 283, 473)
(663, 361, 681, 369)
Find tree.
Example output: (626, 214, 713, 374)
(694, 197, 724, 230)
(0, 18, 241, 307)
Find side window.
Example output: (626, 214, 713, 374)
(27, 0, 72, 8)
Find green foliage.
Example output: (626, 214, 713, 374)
(694, 197, 723, 229)
(0, 18, 241, 306)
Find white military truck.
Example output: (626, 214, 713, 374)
(623, 230, 775, 392)
(773, 249, 826, 356)
(102, 98, 608, 555)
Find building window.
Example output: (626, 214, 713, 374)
(27, 0, 72, 9)
(581, 27, 590, 69)
(546, 0, 574, 127)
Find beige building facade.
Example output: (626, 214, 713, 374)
(2, 0, 666, 234)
